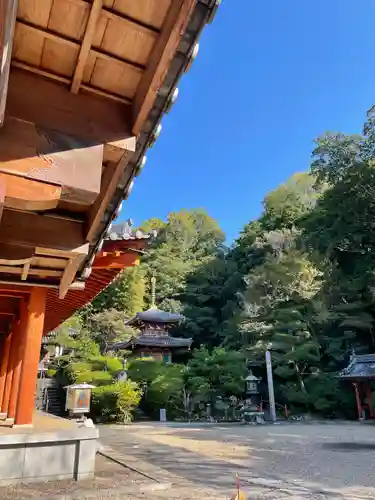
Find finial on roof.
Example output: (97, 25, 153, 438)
(150, 274, 156, 309)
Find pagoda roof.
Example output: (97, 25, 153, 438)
(126, 307, 184, 327)
(113, 335, 192, 350)
(339, 353, 375, 380)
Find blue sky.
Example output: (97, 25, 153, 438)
(121, 0, 375, 243)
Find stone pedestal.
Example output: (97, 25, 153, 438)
(0, 412, 98, 484)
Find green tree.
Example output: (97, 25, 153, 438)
(91, 266, 145, 316)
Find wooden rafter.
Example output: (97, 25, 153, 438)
(78, 0, 160, 34)
(0, 210, 85, 251)
(132, 0, 197, 135)
(71, 0, 103, 94)
(7, 69, 132, 143)
(11, 60, 132, 105)
(0, 0, 18, 125)
(15, 21, 146, 75)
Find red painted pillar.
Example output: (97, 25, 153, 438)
(2, 326, 18, 415)
(15, 288, 46, 426)
(353, 382, 363, 420)
(366, 383, 375, 419)
(0, 332, 12, 412)
(8, 300, 28, 420)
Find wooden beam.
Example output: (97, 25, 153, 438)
(11, 61, 132, 105)
(0, 284, 30, 295)
(0, 244, 35, 262)
(71, 0, 103, 94)
(0, 118, 103, 207)
(0, 297, 19, 316)
(59, 243, 89, 299)
(0, 266, 62, 278)
(0, 172, 62, 211)
(0, 279, 81, 290)
(0, 0, 18, 125)
(0, 209, 85, 251)
(132, 0, 197, 135)
(7, 68, 132, 144)
(21, 262, 30, 281)
(93, 252, 140, 269)
(86, 141, 136, 242)
(104, 137, 137, 163)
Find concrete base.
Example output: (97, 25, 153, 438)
(0, 412, 98, 485)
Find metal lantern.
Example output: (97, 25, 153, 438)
(64, 383, 95, 418)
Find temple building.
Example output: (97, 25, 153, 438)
(113, 277, 192, 362)
(339, 352, 375, 420)
(0, 0, 220, 484)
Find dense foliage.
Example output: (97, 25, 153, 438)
(50, 104, 375, 420)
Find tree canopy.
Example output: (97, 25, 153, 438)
(53, 102, 375, 420)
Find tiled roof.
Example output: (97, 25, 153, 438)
(126, 307, 184, 326)
(339, 353, 375, 380)
(113, 335, 192, 350)
(108, 221, 155, 241)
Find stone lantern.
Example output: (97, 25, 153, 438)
(245, 371, 261, 396)
(245, 370, 261, 408)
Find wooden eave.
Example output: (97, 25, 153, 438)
(0, 238, 147, 336)
(0, 0, 218, 326)
(2, 0, 216, 247)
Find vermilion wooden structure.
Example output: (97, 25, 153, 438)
(0, 0, 219, 426)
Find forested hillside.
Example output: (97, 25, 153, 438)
(62, 103, 375, 419)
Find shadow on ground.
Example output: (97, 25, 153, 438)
(321, 442, 375, 451)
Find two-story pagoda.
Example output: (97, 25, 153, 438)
(114, 277, 192, 362)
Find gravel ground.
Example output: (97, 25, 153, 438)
(2, 422, 375, 499)
(99, 421, 375, 499)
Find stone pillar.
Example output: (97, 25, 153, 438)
(0, 332, 11, 411)
(8, 300, 28, 419)
(15, 288, 47, 426)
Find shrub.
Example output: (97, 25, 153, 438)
(88, 356, 106, 371)
(127, 358, 164, 383)
(91, 381, 142, 423)
(46, 368, 57, 378)
(74, 370, 94, 384)
(88, 356, 123, 376)
(91, 371, 113, 386)
(70, 361, 92, 374)
(105, 357, 123, 376)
